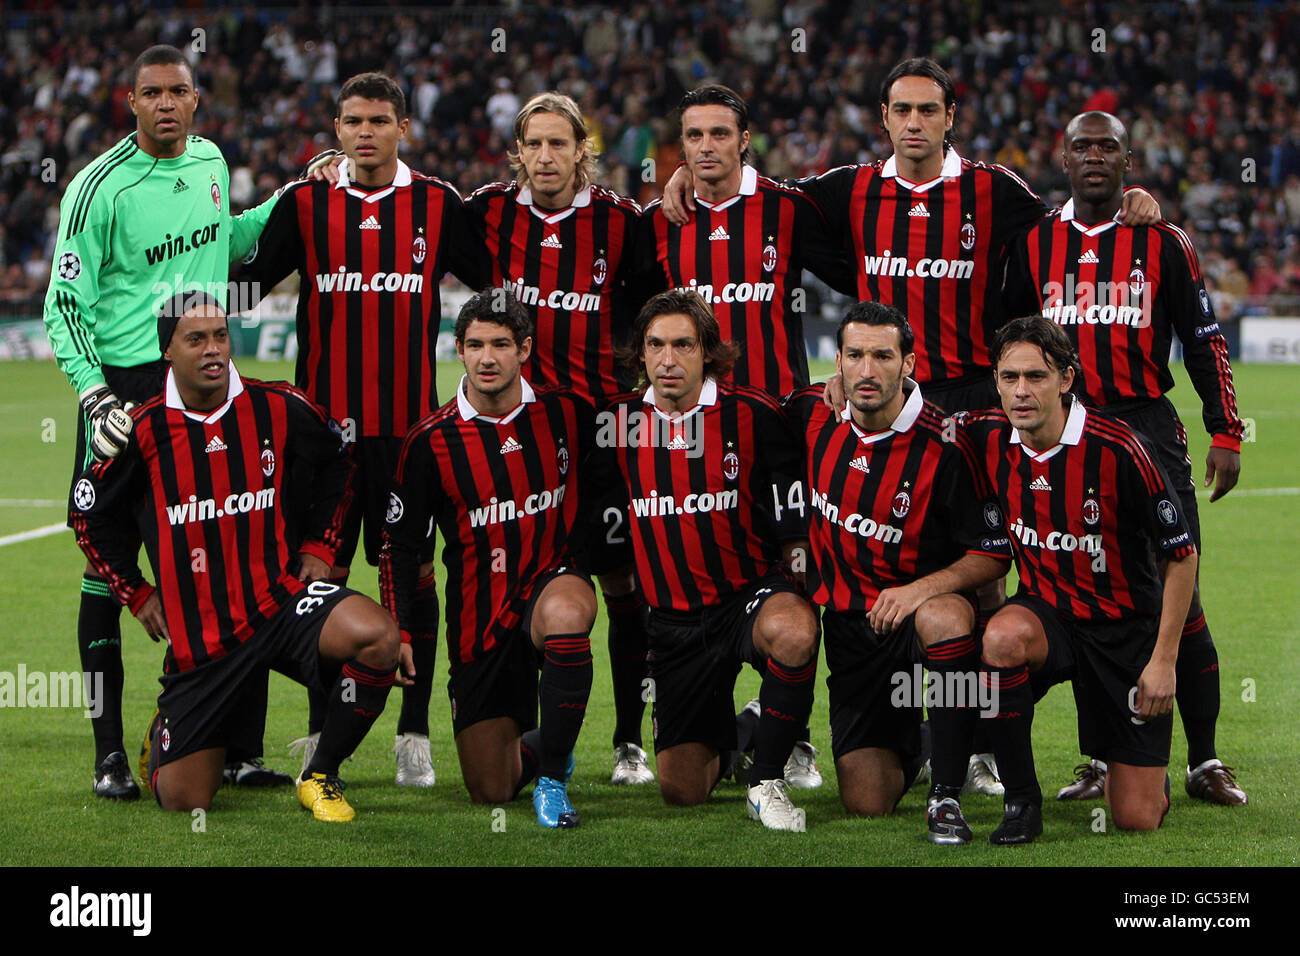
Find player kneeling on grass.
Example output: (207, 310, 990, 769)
(785, 302, 1012, 843)
(604, 289, 817, 831)
(380, 290, 603, 828)
(964, 317, 1197, 843)
(70, 294, 402, 822)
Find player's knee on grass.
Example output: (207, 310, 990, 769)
(657, 744, 716, 806)
(324, 596, 400, 670)
(753, 594, 818, 667)
(1107, 764, 1169, 831)
(836, 748, 904, 816)
(914, 593, 976, 648)
(155, 753, 222, 812)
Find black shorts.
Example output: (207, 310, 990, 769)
(922, 374, 998, 417)
(151, 582, 357, 769)
(69, 361, 167, 526)
(1008, 592, 1172, 767)
(328, 436, 435, 569)
(446, 566, 592, 736)
(822, 609, 924, 767)
(646, 571, 804, 754)
(1099, 397, 1201, 547)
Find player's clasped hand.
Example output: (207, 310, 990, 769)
(868, 583, 927, 634)
(1204, 447, 1241, 502)
(134, 591, 171, 645)
(1136, 659, 1176, 718)
(296, 553, 332, 583)
(395, 643, 415, 688)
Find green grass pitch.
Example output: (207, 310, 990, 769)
(0, 356, 1296, 866)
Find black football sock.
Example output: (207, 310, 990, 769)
(735, 702, 760, 755)
(969, 611, 994, 754)
(396, 572, 439, 737)
(514, 729, 543, 798)
(750, 657, 816, 786)
(306, 570, 352, 736)
(1176, 612, 1221, 768)
(306, 659, 394, 778)
(925, 634, 980, 791)
(979, 658, 1040, 804)
(79, 575, 125, 763)
(606, 591, 648, 747)
(539, 633, 593, 780)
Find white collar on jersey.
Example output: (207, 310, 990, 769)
(165, 360, 245, 424)
(1011, 394, 1087, 461)
(517, 183, 593, 224)
(694, 165, 759, 212)
(1059, 198, 1121, 237)
(333, 157, 413, 202)
(643, 376, 718, 422)
(456, 373, 536, 424)
(841, 377, 923, 443)
(881, 147, 962, 193)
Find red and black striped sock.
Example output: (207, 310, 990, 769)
(1176, 613, 1220, 768)
(979, 658, 1040, 804)
(396, 572, 439, 737)
(307, 659, 394, 778)
(605, 591, 648, 747)
(925, 633, 979, 791)
(539, 632, 593, 779)
(750, 657, 816, 786)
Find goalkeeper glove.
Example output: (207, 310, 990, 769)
(80, 386, 136, 460)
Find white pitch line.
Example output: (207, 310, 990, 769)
(0, 523, 69, 547)
(0, 498, 65, 507)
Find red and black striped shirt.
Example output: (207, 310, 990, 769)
(467, 181, 641, 406)
(636, 166, 857, 397)
(234, 162, 489, 438)
(379, 380, 602, 668)
(1003, 201, 1244, 448)
(796, 150, 1047, 386)
(787, 381, 1011, 611)
(71, 367, 354, 671)
(965, 400, 1196, 623)
(605, 379, 803, 612)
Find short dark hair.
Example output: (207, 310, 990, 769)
(157, 290, 225, 353)
(623, 289, 740, 386)
(132, 45, 193, 90)
(836, 301, 914, 356)
(454, 288, 533, 347)
(337, 72, 406, 122)
(990, 316, 1082, 381)
(1064, 110, 1130, 154)
(678, 84, 752, 163)
(879, 57, 956, 111)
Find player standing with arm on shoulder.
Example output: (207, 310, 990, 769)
(71, 295, 400, 822)
(1003, 112, 1246, 805)
(236, 72, 492, 788)
(464, 94, 655, 787)
(43, 44, 283, 798)
(379, 290, 600, 828)
(785, 302, 1011, 842)
(604, 290, 818, 830)
(968, 318, 1197, 842)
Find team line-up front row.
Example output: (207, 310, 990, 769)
(73, 286, 1203, 844)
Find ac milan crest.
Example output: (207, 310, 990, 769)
(592, 257, 607, 286)
(412, 236, 427, 266)
(211, 182, 222, 212)
(960, 222, 976, 252)
(261, 448, 276, 477)
(1128, 267, 1145, 298)
(1082, 497, 1100, 526)
(762, 244, 777, 272)
(557, 445, 570, 475)
(723, 451, 740, 481)
(892, 490, 911, 518)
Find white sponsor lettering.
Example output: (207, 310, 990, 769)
(468, 484, 568, 528)
(629, 488, 740, 518)
(314, 268, 424, 294)
(165, 488, 275, 526)
(862, 250, 976, 280)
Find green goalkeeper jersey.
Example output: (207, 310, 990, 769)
(42, 133, 278, 396)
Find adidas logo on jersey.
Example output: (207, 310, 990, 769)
(849, 455, 870, 473)
(359, 215, 381, 230)
(205, 435, 228, 454)
(1029, 475, 1052, 491)
(1077, 249, 1099, 264)
(173, 178, 188, 193)
(540, 233, 562, 249)
(666, 433, 691, 450)
(499, 436, 523, 455)
(908, 202, 929, 218)
(708, 225, 730, 241)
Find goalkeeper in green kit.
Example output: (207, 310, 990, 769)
(42, 45, 285, 799)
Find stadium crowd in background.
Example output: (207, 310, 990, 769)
(2, 1, 1299, 316)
